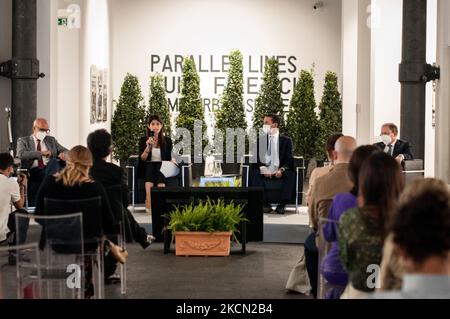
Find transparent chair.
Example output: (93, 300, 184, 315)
(0, 243, 42, 299)
(104, 185, 128, 295)
(15, 212, 87, 299)
(43, 197, 105, 299)
(317, 217, 347, 299)
(16, 196, 105, 299)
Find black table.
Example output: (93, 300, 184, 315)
(151, 187, 264, 254)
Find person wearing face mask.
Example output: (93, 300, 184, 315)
(0, 153, 29, 265)
(250, 114, 294, 215)
(374, 123, 413, 164)
(16, 118, 68, 206)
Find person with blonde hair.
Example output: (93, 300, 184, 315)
(35, 145, 115, 239)
(34, 146, 116, 297)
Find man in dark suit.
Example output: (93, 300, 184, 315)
(374, 123, 413, 164)
(87, 129, 154, 250)
(250, 114, 294, 215)
(16, 118, 68, 205)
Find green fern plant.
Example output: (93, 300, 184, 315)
(166, 198, 248, 242)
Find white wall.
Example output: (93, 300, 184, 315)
(0, 0, 12, 152)
(341, 0, 358, 138)
(110, 0, 343, 133)
(371, 0, 402, 140)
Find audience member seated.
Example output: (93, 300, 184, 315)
(0, 153, 29, 265)
(87, 129, 155, 249)
(374, 123, 413, 165)
(321, 145, 380, 299)
(138, 115, 175, 214)
(306, 136, 356, 298)
(338, 152, 404, 298)
(249, 114, 294, 215)
(306, 133, 343, 207)
(16, 118, 68, 206)
(379, 178, 450, 291)
(34, 146, 117, 296)
(374, 178, 450, 299)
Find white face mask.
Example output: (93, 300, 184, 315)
(381, 134, 391, 145)
(263, 125, 272, 135)
(36, 131, 47, 141)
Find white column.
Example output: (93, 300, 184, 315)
(435, 0, 450, 182)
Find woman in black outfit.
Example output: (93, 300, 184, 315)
(35, 145, 117, 298)
(138, 115, 173, 213)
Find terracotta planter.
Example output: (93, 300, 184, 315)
(175, 231, 232, 256)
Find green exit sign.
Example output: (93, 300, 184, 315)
(58, 17, 67, 26)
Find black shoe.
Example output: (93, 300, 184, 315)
(275, 205, 286, 215)
(140, 235, 156, 249)
(263, 206, 274, 214)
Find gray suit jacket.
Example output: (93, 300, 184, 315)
(16, 135, 68, 169)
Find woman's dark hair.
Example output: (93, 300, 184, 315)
(392, 178, 450, 264)
(358, 152, 404, 235)
(0, 153, 14, 171)
(326, 133, 344, 158)
(146, 115, 166, 148)
(348, 145, 380, 196)
(87, 129, 112, 159)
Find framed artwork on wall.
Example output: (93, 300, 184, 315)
(102, 69, 108, 122)
(90, 65, 108, 123)
(97, 71, 103, 122)
(90, 65, 98, 124)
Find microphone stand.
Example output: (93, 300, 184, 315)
(5, 107, 14, 157)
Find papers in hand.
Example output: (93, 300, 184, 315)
(260, 166, 276, 175)
(160, 161, 180, 178)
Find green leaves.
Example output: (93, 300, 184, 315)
(253, 57, 285, 133)
(318, 71, 342, 161)
(166, 198, 248, 243)
(149, 74, 172, 137)
(111, 73, 146, 163)
(216, 50, 246, 131)
(176, 57, 206, 156)
(286, 68, 320, 159)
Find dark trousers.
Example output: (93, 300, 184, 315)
(304, 231, 319, 298)
(124, 207, 148, 244)
(6, 209, 30, 247)
(249, 169, 295, 205)
(28, 159, 65, 206)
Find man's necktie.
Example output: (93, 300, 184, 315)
(36, 139, 45, 169)
(387, 144, 393, 157)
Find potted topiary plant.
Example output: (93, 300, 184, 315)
(252, 57, 286, 133)
(149, 73, 172, 137)
(175, 56, 207, 179)
(286, 68, 320, 175)
(166, 198, 247, 256)
(317, 71, 342, 162)
(111, 73, 147, 168)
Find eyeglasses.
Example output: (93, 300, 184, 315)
(35, 127, 50, 134)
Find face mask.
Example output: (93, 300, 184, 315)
(263, 125, 272, 135)
(381, 134, 391, 145)
(36, 131, 47, 141)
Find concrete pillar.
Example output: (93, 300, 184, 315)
(435, 0, 450, 182)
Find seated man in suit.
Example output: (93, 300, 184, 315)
(16, 118, 68, 205)
(374, 123, 413, 164)
(87, 129, 155, 250)
(250, 114, 295, 215)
